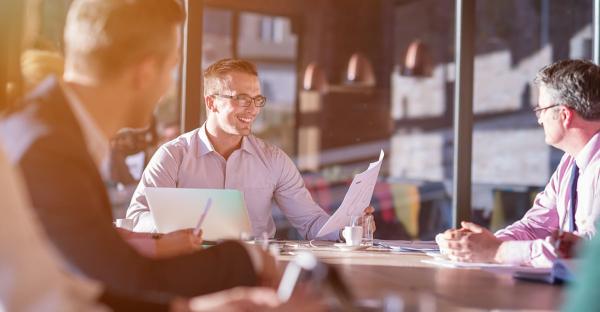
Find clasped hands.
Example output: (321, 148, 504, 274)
(436, 222, 582, 263)
(436, 221, 502, 263)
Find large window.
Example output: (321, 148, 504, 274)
(15, 0, 596, 238)
(471, 0, 593, 230)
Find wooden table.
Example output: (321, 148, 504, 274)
(276, 242, 564, 311)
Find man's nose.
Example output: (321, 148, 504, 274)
(245, 103, 260, 114)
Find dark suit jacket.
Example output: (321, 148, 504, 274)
(0, 77, 257, 297)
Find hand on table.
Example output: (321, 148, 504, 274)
(117, 227, 203, 258)
(436, 222, 501, 263)
(155, 228, 204, 258)
(550, 230, 581, 259)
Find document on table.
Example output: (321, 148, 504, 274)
(421, 257, 517, 269)
(374, 239, 440, 252)
(512, 259, 579, 284)
(316, 150, 384, 238)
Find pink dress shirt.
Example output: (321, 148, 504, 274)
(127, 124, 338, 240)
(495, 132, 600, 267)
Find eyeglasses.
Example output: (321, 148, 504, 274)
(533, 104, 561, 119)
(212, 94, 267, 107)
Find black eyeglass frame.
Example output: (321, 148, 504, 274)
(211, 94, 267, 107)
(533, 103, 561, 118)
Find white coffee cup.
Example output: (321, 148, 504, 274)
(342, 226, 363, 246)
(114, 218, 134, 231)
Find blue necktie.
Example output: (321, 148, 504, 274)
(569, 164, 579, 232)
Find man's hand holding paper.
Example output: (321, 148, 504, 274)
(317, 151, 384, 238)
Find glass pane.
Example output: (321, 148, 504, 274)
(387, 0, 455, 239)
(202, 8, 232, 66)
(238, 12, 298, 60)
(290, 0, 455, 240)
(472, 0, 593, 231)
(254, 62, 297, 155)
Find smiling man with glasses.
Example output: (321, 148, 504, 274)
(127, 58, 374, 240)
(437, 59, 600, 267)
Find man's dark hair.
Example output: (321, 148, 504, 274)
(535, 59, 600, 120)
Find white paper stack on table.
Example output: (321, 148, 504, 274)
(512, 259, 578, 284)
(421, 256, 518, 269)
(316, 150, 385, 238)
(422, 253, 578, 285)
(374, 239, 440, 252)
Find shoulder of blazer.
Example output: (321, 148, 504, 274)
(2, 77, 113, 220)
(0, 76, 90, 164)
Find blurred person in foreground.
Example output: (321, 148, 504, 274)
(127, 58, 375, 240)
(0, 146, 323, 311)
(19, 40, 191, 258)
(562, 227, 600, 311)
(436, 59, 600, 267)
(0, 0, 278, 298)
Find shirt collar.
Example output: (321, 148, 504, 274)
(60, 81, 110, 169)
(197, 123, 215, 157)
(240, 134, 257, 155)
(574, 131, 600, 171)
(197, 123, 257, 157)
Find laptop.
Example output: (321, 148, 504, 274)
(145, 187, 252, 241)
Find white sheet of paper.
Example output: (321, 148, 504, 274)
(374, 239, 440, 252)
(316, 150, 384, 238)
(421, 258, 517, 269)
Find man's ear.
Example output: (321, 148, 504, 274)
(205, 95, 218, 113)
(561, 106, 575, 128)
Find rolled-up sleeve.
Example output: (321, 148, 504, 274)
(126, 145, 181, 232)
(496, 238, 557, 268)
(494, 166, 561, 267)
(272, 150, 336, 240)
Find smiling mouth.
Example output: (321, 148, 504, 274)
(237, 116, 254, 124)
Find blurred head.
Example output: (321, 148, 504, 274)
(534, 60, 600, 148)
(63, 0, 185, 128)
(204, 58, 264, 137)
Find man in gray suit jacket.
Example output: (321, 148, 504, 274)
(0, 0, 276, 299)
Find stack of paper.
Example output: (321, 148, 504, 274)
(421, 254, 579, 285)
(374, 239, 440, 252)
(421, 257, 517, 269)
(512, 259, 579, 284)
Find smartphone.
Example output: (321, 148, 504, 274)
(277, 252, 356, 310)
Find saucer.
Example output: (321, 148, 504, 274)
(334, 243, 369, 251)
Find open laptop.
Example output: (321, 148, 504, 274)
(145, 187, 252, 241)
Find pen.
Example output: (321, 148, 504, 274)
(193, 198, 212, 236)
(554, 207, 568, 251)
